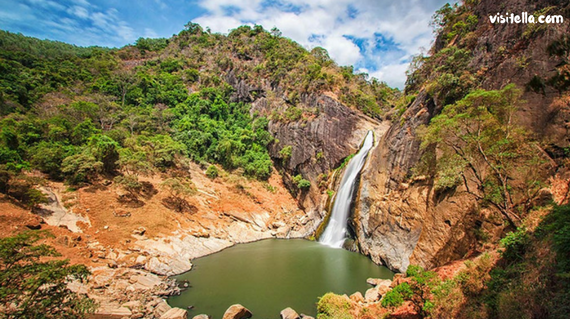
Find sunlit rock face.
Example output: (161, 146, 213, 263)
(356, 0, 570, 273)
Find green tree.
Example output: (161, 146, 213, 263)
(293, 174, 311, 190)
(61, 153, 103, 185)
(405, 265, 441, 317)
(29, 141, 73, 179)
(420, 84, 546, 226)
(0, 231, 96, 318)
(88, 134, 119, 173)
(279, 145, 292, 162)
(160, 178, 196, 213)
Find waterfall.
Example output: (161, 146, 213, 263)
(319, 131, 374, 248)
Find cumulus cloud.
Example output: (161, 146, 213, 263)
(193, 0, 451, 88)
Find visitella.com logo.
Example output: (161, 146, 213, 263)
(489, 12, 564, 24)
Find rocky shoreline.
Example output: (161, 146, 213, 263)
(65, 210, 320, 319)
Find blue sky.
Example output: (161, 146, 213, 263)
(0, 0, 452, 88)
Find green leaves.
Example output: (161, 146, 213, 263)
(420, 84, 544, 225)
(0, 231, 96, 318)
(172, 87, 274, 180)
(293, 174, 311, 190)
(382, 282, 413, 308)
(316, 293, 353, 319)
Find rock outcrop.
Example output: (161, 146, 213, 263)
(34, 186, 90, 233)
(161, 307, 188, 319)
(252, 93, 387, 215)
(355, 0, 569, 272)
(222, 304, 252, 319)
(280, 307, 300, 319)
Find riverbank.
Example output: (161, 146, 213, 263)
(0, 165, 321, 319)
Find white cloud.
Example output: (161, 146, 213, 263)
(193, 0, 451, 88)
(0, 0, 141, 48)
(367, 63, 410, 89)
(67, 5, 89, 19)
(322, 34, 362, 66)
(71, 0, 90, 7)
(193, 15, 246, 34)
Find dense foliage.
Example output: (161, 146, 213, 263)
(0, 231, 95, 318)
(0, 24, 395, 203)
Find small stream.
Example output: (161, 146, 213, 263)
(168, 239, 393, 318)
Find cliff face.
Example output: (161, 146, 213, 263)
(356, 0, 570, 272)
(356, 90, 492, 272)
(470, 0, 570, 147)
(252, 93, 386, 217)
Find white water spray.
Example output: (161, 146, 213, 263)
(319, 131, 374, 248)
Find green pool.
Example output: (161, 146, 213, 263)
(168, 239, 393, 318)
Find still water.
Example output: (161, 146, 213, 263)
(168, 239, 393, 319)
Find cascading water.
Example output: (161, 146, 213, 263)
(319, 131, 374, 248)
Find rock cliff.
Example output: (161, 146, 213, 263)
(356, 0, 569, 272)
(251, 93, 386, 217)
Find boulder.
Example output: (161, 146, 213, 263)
(364, 287, 380, 303)
(349, 291, 364, 303)
(192, 315, 211, 319)
(145, 256, 192, 276)
(133, 227, 146, 235)
(280, 307, 300, 319)
(132, 274, 162, 290)
(375, 279, 393, 296)
(300, 315, 315, 319)
(222, 304, 252, 319)
(161, 307, 188, 319)
(366, 278, 381, 286)
(95, 304, 132, 317)
(25, 216, 42, 230)
(153, 300, 172, 317)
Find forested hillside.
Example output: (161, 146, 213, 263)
(0, 26, 396, 207)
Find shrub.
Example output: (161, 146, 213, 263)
(499, 227, 529, 262)
(206, 165, 219, 179)
(293, 174, 311, 189)
(279, 145, 292, 161)
(5, 175, 48, 208)
(0, 165, 12, 193)
(284, 106, 303, 121)
(382, 282, 413, 308)
(113, 174, 142, 197)
(184, 68, 200, 82)
(317, 293, 353, 319)
(61, 153, 103, 185)
(160, 178, 196, 213)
